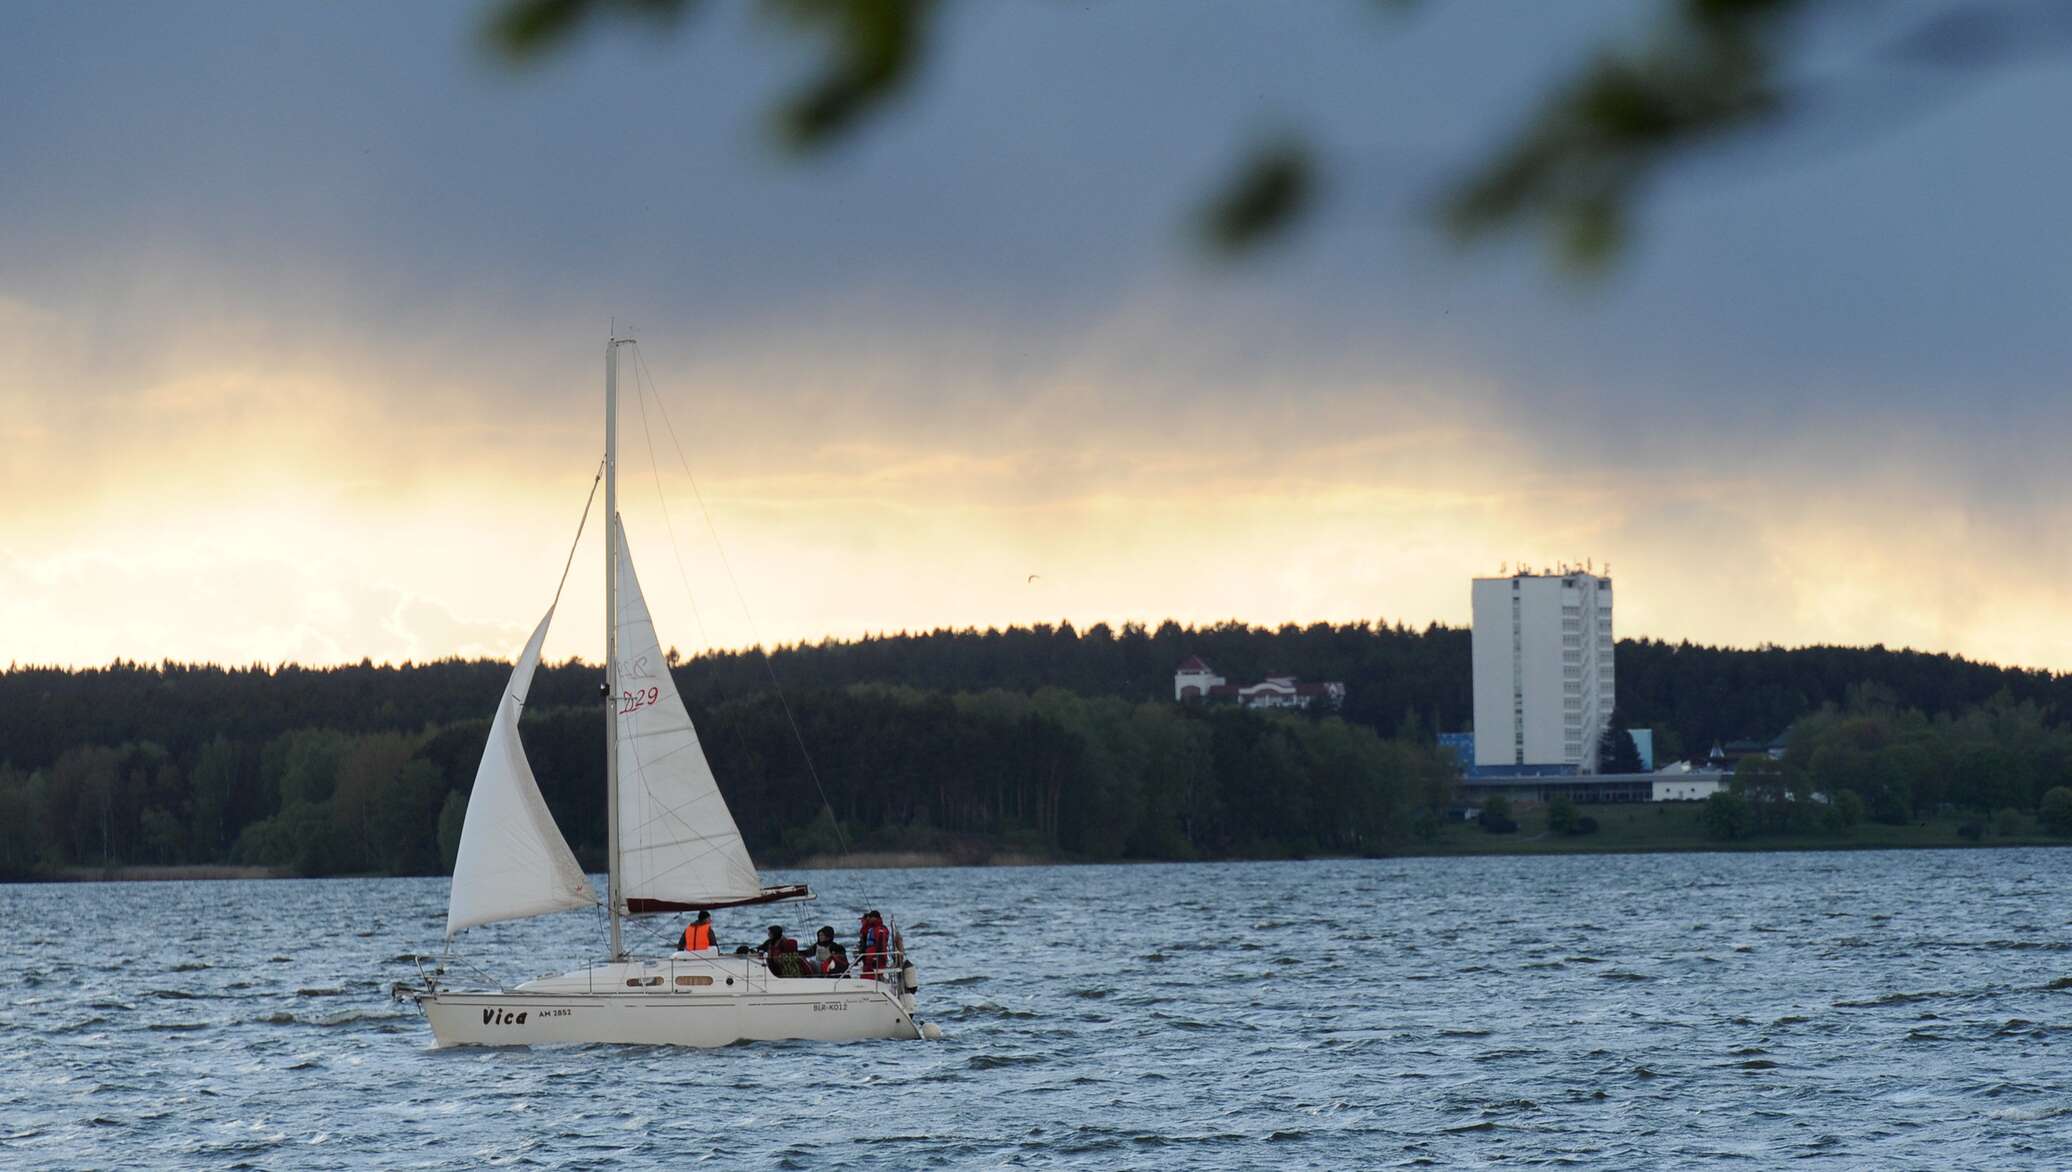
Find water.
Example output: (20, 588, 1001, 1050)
(3, 849, 2069, 1168)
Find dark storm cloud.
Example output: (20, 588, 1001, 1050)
(6, 1, 2072, 666)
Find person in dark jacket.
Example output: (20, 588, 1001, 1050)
(808, 925, 839, 973)
(769, 937, 806, 978)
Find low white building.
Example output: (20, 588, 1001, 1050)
(1648, 761, 1724, 801)
(1173, 658, 1345, 711)
(1464, 765, 1729, 805)
(1238, 675, 1347, 710)
(1174, 656, 1225, 701)
(1651, 774, 1725, 801)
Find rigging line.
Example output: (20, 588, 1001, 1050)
(554, 458, 608, 612)
(628, 370, 715, 884)
(625, 349, 840, 882)
(445, 460, 605, 966)
(629, 343, 853, 862)
(629, 366, 719, 661)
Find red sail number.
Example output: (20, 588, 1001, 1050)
(618, 686, 661, 715)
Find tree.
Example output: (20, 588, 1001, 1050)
(187, 736, 242, 862)
(1732, 754, 1794, 833)
(1546, 795, 1578, 834)
(15, 623, 2072, 873)
(2041, 786, 2072, 836)
(0, 767, 46, 877)
(1701, 790, 1751, 841)
(1597, 717, 1645, 775)
(1477, 794, 1517, 835)
(1831, 788, 1865, 830)
(437, 789, 469, 873)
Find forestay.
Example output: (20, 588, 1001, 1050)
(613, 526, 767, 913)
(446, 609, 597, 936)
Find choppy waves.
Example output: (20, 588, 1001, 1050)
(2, 851, 2071, 1166)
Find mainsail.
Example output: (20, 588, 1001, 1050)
(613, 525, 771, 913)
(446, 608, 597, 936)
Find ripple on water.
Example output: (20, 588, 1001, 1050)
(7, 852, 2072, 1167)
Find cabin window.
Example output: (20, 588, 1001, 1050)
(675, 975, 714, 988)
(626, 976, 664, 988)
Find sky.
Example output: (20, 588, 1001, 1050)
(4, 2, 2072, 671)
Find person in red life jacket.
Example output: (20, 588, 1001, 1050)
(857, 910, 891, 978)
(822, 942, 850, 977)
(680, 910, 716, 952)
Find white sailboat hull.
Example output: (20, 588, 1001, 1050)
(416, 954, 922, 1048)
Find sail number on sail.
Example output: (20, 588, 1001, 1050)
(618, 687, 662, 715)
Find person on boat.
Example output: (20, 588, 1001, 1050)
(809, 925, 839, 971)
(821, 942, 850, 977)
(857, 910, 891, 978)
(768, 936, 806, 979)
(755, 924, 784, 956)
(680, 910, 716, 952)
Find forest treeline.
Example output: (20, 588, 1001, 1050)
(0, 684, 1454, 878)
(6, 620, 2072, 876)
(1700, 685, 2072, 842)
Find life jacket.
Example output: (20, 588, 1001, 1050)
(683, 921, 714, 951)
(858, 919, 889, 971)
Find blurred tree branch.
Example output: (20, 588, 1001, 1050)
(484, 0, 2072, 269)
(1447, 0, 1798, 269)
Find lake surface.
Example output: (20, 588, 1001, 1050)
(4, 849, 2070, 1168)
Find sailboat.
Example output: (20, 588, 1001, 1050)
(403, 336, 927, 1047)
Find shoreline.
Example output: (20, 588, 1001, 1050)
(784, 849, 1056, 870)
(31, 864, 291, 883)
(10, 833, 2068, 883)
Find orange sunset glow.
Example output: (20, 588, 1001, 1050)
(6, 4, 2071, 672)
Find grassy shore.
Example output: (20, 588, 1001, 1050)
(12, 810, 2066, 882)
(1401, 801, 2071, 857)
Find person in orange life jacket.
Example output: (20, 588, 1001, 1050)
(857, 910, 890, 977)
(680, 910, 716, 952)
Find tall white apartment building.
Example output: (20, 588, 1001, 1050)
(1471, 571, 1615, 772)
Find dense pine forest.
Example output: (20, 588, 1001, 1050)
(5, 620, 2072, 878)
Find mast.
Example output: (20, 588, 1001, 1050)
(604, 334, 627, 960)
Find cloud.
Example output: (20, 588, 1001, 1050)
(5, 3, 2072, 669)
